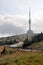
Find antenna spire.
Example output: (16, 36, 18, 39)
(29, 8, 31, 30)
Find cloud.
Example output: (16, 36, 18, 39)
(0, 13, 43, 37)
(0, 14, 28, 36)
(32, 17, 43, 33)
(0, 22, 24, 35)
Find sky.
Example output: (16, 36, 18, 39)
(0, 0, 43, 37)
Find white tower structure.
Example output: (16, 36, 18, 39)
(27, 9, 33, 35)
(29, 9, 31, 30)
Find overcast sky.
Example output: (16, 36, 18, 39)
(0, 0, 43, 37)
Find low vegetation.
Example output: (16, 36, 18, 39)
(23, 33, 43, 49)
(0, 47, 43, 65)
(0, 33, 43, 65)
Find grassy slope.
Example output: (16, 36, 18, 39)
(28, 41, 43, 49)
(0, 47, 43, 65)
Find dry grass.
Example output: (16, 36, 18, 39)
(28, 41, 43, 49)
(0, 46, 5, 52)
(0, 46, 43, 65)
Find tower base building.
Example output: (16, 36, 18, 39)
(27, 30, 33, 35)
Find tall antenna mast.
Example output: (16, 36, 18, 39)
(29, 8, 31, 30)
(27, 8, 33, 35)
